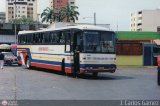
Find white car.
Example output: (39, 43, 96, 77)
(3, 52, 17, 66)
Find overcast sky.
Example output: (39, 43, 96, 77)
(0, 0, 160, 31)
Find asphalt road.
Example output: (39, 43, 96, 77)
(0, 66, 159, 100)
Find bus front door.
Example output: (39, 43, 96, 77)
(73, 31, 82, 75)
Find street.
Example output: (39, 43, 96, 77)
(0, 66, 159, 100)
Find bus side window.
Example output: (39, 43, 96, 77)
(50, 32, 55, 44)
(60, 32, 65, 44)
(65, 31, 71, 44)
(18, 35, 21, 44)
(33, 34, 36, 44)
(22, 35, 26, 44)
(55, 32, 60, 43)
(44, 32, 50, 44)
(38, 33, 44, 44)
(35, 33, 39, 44)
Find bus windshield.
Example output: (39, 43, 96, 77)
(83, 30, 115, 53)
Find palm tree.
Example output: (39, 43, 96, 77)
(41, 7, 55, 24)
(61, 3, 79, 23)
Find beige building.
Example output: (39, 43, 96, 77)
(6, 0, 37, 23)
(130, 9, 160, 32)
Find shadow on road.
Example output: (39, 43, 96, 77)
(26, 67, 134, 80)
(76, 74, 134, 80)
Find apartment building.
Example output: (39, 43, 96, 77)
(50, 0, 75, 9)
(6, 0, 37, 23)
(130, 9, 160, 32)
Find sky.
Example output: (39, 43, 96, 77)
(0, 0, 160, 31)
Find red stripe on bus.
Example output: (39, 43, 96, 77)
(65, 67, 72, 73)
(31, 62, 62, 71)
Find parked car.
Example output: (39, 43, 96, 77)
(2, 52, 17, 66)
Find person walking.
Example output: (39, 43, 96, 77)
(0, 52, 4, 69)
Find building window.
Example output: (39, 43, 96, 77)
(138, 17, 142, 20)
(70, 2, 74, 4)
(157, 27, 160, 32)
(137, 23, 142, 26)
(138, 11, 142, 14)
(137, 29, 142, 31)
(29, 3, 33, 5)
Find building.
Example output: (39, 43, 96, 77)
(130, 9, 160, 32)
(157, 26, 160, 32)
(0, 12, 5, 23)
(6, 0, 37, 23)
(50, 0, 75, 9)
(116, 31, 160, 66)
(0, 23, 48, 44)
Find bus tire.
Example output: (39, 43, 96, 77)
(25, 58, 31, 69)
(18, 63, 22, 66)
(92, 72, 98, 77)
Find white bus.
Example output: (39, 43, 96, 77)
(17, 25, 116, 76)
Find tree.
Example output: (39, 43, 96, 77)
(61, 3, 79, 22)
(13, 16, 35, 25)
(41, 4, 80, 24)
(41, 7, 55, 24)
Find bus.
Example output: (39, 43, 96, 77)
(17, 25, 116, 76)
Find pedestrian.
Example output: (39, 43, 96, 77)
(0, 52, 4, 69)
(157, 56, 160, 86)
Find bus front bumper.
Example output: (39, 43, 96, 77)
(80, 68, 116, 74)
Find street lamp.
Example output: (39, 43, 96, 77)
(83, 12, 96, 25)
(37, 14, 40, 30)
(14, 0, 17, 44)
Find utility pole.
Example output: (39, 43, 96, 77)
(14, 0, 17, 44)
(37, 14, 40, 30)
(83, 12, 97, 25)
(94, 12, 96, 25)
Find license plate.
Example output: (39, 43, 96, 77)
(99, 67, 104, 70)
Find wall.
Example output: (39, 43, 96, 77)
(116, 55, 143, 66)
(142, 10, 160, 32)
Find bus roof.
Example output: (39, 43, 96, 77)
(18, 25, 112, 35)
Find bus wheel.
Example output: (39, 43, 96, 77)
(92, 72, 98, 77)
(18, 63, 22, 66)
(25, 58, 31, 69)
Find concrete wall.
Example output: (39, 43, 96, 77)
(142, 10, 160, 32)
(0, 35, 15, 44)
(130, 9, 160, 32)
(116, 55, 143, 66)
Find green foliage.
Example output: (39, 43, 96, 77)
(13, 16, 35, 25)
(41, 3, 79, 24)
(61, 3, 80, 23)
(41, 7, 55, 24)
